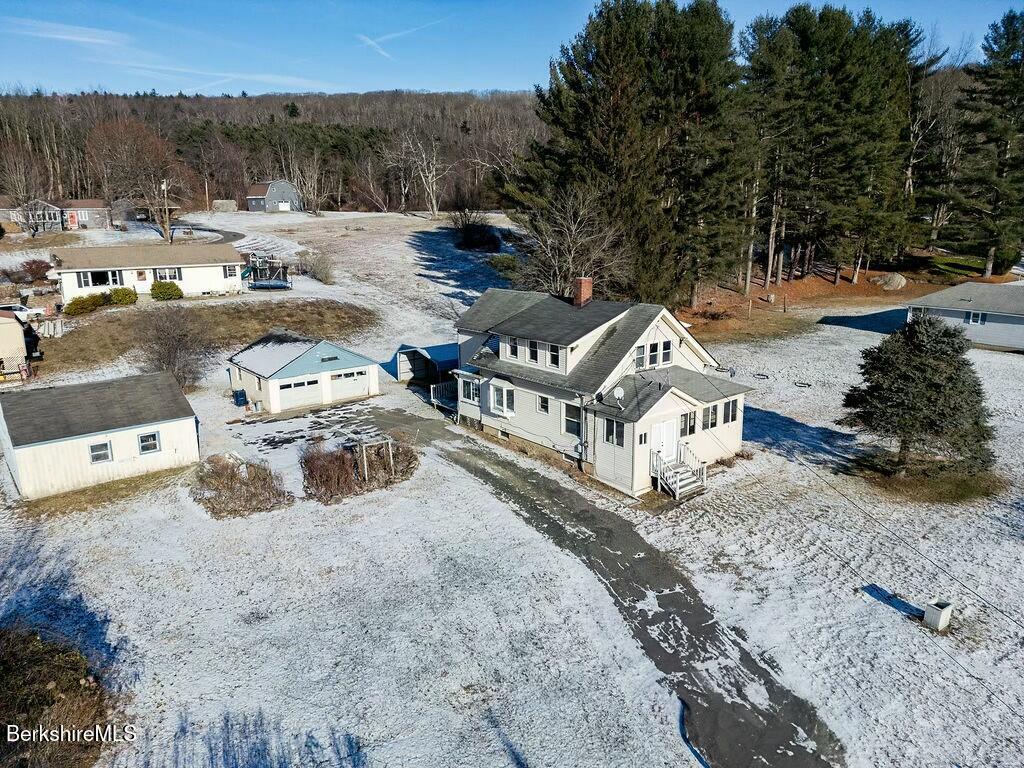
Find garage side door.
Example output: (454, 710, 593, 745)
(330, 368, 371, 402)
(278, 377, 322, 410)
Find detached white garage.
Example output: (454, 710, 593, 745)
(0, 372, 200, 500)
(228, 329, 379, 415)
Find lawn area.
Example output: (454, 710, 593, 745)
(38, 298, 377, 376)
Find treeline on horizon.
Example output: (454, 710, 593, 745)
(1, 0, 1022, 307)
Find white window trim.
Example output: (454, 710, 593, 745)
(604, 417, 625, 447)
(562, 402, 582, 437)
(138, 431, 161, 455)
(491, 382, 515, 416)
(89, 441, 112, 464)
(528, 340, 539, 363)
(537, 395, 550, 414)
(508, 337, 519, 359)
(968, 311, 982, 325)
(548, 344, 560, 368)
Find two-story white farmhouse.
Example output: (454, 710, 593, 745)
(49, 244, 245, 303)
(453, 278, 751, 499)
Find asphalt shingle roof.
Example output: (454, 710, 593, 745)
(454, 289, 548, 334)
(0, 372, 195, 448)
(52, 244, 244, 270)
(469, 303, 667, 395)
(908, 281, 1024, 317)
(489, 296, 632, 346)
(590, 367, 754, 422)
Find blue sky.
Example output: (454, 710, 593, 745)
(0, 1, 1013, 95)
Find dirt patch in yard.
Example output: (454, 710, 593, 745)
(0, 230, 80, 252)
(38, 299, 376, 376)
(18, 466, 193, 519)
(0, 624, 124, 768)
(855, 458, 1009, 504)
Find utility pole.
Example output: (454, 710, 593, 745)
(205, 178, 210, 211)
(161, 179, 170, 242)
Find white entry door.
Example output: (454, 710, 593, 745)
(651, 418, 677, 461)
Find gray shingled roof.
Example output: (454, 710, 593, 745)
(590, 367, 754, 422)
(455, 289, 548, 334)
(489, 296, 631, 345)
(908, 281, 1024, 316)
(0, 372, 195, 448)
(469, 303, 667, 395)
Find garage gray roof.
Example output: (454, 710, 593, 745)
(908, 281, 1024, 316)
(590, 367, 754, 422)
(469, 303, 667, 395)
(0, 372, 195, 448)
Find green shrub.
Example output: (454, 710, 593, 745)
(63, 292, 110, 316)
(489, 253, 519, 278)
(109, 287, 138, 305)
(150, 280, 184, 300)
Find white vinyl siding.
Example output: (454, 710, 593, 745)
(138, 432, 160, 455)
(563, 403, 582, 438)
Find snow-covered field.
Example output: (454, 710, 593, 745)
(626, 314, 1024, 767)
(2, 211, 1020, 766)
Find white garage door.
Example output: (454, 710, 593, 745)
(278, 377, 322, 411)
(277, 201, 291, 212)
(330, 368, 371, 402)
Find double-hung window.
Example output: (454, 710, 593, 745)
(508, 337, 519, 359)
(723, 399, 738, 424)
(549, 345, 560, 368)
(680, 411, 696, 437)
(492, 383, 515, 415)
(223, 265, 238, 278)
(89, 441, 111, 463)
(661, 340, 672, 364)
(138, 432, 161, 455)
(538, 396, 549, 414)
(528, 340, 539, 363)
(702, 404, 718, 430)
(648, 343, 659, 367)
(462, 380, 480, 402)
(604, 418, 624, 447)
(155, 267, 182, 282)
(564, 403, 581, 437)
(634, 345, 645, 370)
(967, 311, 984, 325)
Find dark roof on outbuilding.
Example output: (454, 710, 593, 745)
(0, 372, 195, 448)
(590, 367, 754, 422)
(908, 281, 1024, 317)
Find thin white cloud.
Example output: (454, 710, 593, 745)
(112, 61, 336, 92)
(2, 17, 129, 47)
(356, 33, 394, 60)
(357, 18, 446, 60)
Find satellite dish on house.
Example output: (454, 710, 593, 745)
(613, 386, 625, 410)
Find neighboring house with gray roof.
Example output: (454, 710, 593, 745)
(907, 281, 1024, 351)
(0, 372, 200, 499)
(245, 180, 303, 213)
(228, 329, 379, 414)
(453, 278, 752, 499)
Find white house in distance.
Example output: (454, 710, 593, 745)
(229, 329, 380, 414)
(49, 244, 245, 302)
(0, 372, 200, 500)
(906, 281, 1024, 351)
(453, 278, 752, 499)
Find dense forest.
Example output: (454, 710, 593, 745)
(0, 0, 1022, 307)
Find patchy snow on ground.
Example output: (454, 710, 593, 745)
(620, 307, 1024, 767)
(1, 380, 694, 768)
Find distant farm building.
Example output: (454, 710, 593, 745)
(245, 180, 303, 213)
(229, 329, 379, 414)
(907, 281, 1024, 351)
(0, 372, 200, 499)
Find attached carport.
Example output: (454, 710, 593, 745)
(394, 343, 458, 384)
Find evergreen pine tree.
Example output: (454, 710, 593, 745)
(842, 316, 994, 473)
(955, 10, 1024, 277)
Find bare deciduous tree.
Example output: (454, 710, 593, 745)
(134, 307, 214, 390)
(0, 140, 49, 236)
(403, 134, 455, 218)
(510, 187, 625, 297)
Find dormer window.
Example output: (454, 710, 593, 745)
(634, 345, 644, 370)
(549, 345, 560, 367)
(528, 340, 539, 362)
(648, 343, 658, 367)
(509, 337, 519, 358)
(661, 340, 671, 364)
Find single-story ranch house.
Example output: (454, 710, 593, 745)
(0, 197, 112, 231)
(245, 180, 303, 213)
(229, 329, 379, 414)
(907, 281, 1024, 351)
(49, 244, 245, 302)
(453, 279, 751, 499)
(0, 372, 200, 499)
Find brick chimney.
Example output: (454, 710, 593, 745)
(573, 277, 593, 308)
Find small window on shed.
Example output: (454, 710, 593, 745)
(89, 442, 112, 463)
(321, 356, 339, 363)
(138, 432, 161, 455)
